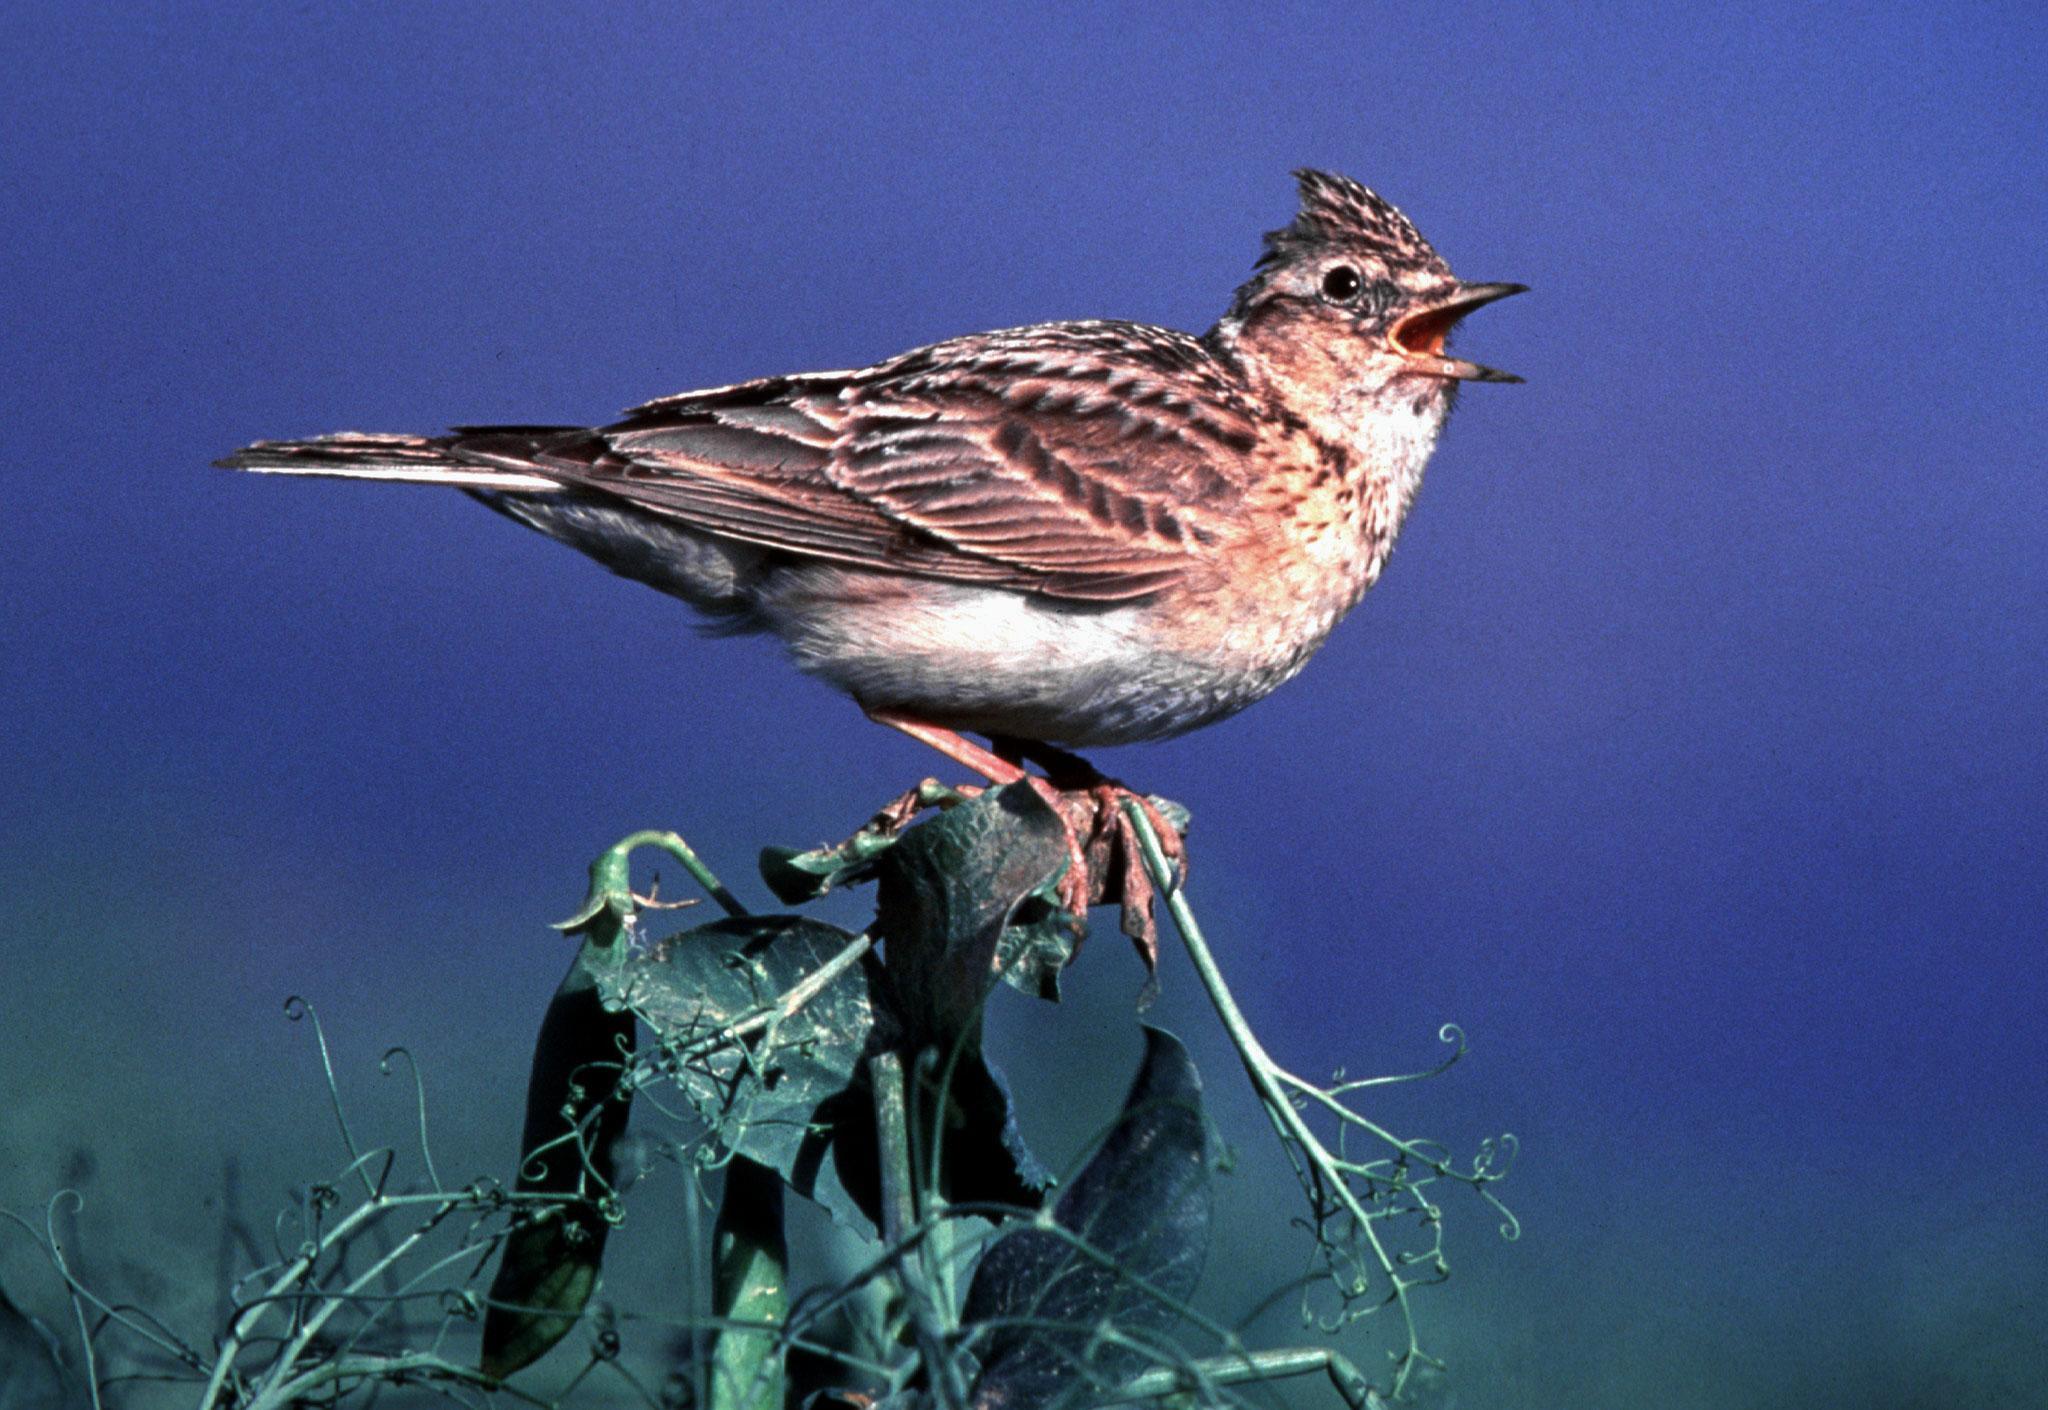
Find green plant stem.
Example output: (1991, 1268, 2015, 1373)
(1122, 802, 1426, 1398)
(616, 829, 749, 918)
(199, 1191, 389, 1410)
(259, 1201, 455, 1392)
(196, 1190, 563, 1410)
(707, 1157, 789, 1410)
(869, 1050, 967, 1410)
(251, 1350, 554, 1408)
(53, 1229, 104, 1410)
(557, 829, 749, 944)
(1106, 1345, 1377, 1408)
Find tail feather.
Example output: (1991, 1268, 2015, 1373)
(215, 431, 563, 491)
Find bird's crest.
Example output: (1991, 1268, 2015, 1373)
(1257, 169, 1448, 277)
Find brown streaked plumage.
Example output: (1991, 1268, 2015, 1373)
(219, 170, 1523, 937)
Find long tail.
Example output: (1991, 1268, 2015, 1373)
(215, 430, 566, 492)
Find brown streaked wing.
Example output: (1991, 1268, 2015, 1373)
(541, 402, 1024, 584)
(470, 396, 1027, 591)
(817, 323, 1258, 597)
(822, 409, 1223, 601)
(537, 327, 1252, 603)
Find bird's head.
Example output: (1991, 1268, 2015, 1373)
(1210, 170, 1525, 417)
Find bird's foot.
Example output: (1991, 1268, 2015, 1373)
(865, 711, 1189, 974)
(1025, 775, 1187, 974)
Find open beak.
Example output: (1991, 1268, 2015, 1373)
(1387, 280, 1528, 383)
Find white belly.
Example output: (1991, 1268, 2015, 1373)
(755, 567, 1292, 746)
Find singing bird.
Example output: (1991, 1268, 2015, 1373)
(221, 170, 1523, 912)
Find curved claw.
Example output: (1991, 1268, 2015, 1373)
(1021, 777, 1190, 975)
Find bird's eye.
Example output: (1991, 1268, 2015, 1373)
(1320, 265, 1362, 304)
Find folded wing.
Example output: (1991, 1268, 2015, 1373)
(517, 325, 1257, 604)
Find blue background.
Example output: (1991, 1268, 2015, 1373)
(2, 4, 2043, 1405)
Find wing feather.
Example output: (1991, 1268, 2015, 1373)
(524, 324, 1256, 603)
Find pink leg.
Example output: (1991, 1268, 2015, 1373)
(865, 709, 1028, 785)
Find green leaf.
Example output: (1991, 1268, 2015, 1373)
(621, 786, 1078, 1230)
(875, 782, 1073, 1041)
(870, 782, 1071, 1206)
(994, 882, 1080, 1002)
(962, 1027, 1215, 1409)
(758, 842, 881, 906)
(482, 943, 635, 1380)
(599, 915, 887, 1230)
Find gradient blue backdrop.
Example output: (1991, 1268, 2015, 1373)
(3, 4, 2044, 1406)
